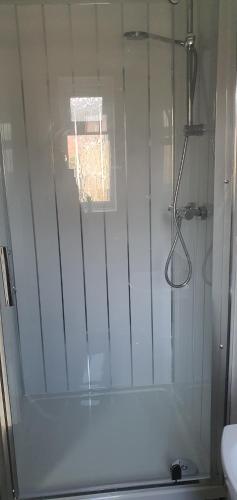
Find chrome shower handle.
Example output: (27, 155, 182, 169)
(0, 246, 14, 307)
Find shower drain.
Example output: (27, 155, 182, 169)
(170, 458, 199, 481)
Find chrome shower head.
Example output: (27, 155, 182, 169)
(123, 30, 185, 47)
(123, 31, 149, 41)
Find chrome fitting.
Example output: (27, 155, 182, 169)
(178, 203, 208, 221)
(168, 203, 208, 221)
(184, 123, 206, 136)
(185, 34, 195, 48)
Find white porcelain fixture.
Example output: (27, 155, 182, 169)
(221, 425, 237, 500)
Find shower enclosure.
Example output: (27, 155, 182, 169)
(0, 0, 233, 498)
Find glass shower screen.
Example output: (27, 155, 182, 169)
(0, 0, 219, 497)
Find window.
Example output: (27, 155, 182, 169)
(67, 95, 115, 211)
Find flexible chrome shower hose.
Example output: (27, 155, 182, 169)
(165, 42, 197, 288)
(164, 136, 192, 288)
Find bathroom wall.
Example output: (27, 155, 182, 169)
(0, 0, 174, 395)
(0, 0, 218, 398)
(172, 0, 218, 453)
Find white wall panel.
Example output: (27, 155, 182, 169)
(149, 0, 172, 384)
(172, 0, 197, 422)
(17, 5, 68, 392)
(97, 3, 132, 387)
(123, 2, 153, 386)
(172, 0, 217, 452)
(0, 5, 46, 394)
(173, 0, 193, 397)
(44, 4, 89, 391)
(71, 4, 111, 388)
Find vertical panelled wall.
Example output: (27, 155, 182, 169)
(0, 0, 174, 395)
(172, 0, 218, 455)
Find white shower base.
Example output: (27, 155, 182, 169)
(14, 386, 210, 499)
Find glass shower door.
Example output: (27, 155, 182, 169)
(0, 0, 219, 498)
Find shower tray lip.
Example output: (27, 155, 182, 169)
(19, 477, 210, 500)
(23, 384, 169, 402)
(18, 481, 224, 500)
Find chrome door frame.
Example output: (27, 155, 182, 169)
(0, 152, 19, 498)
(0, 319, 17, 500)
(226, 5, 237, 425)
(211, 0, 237, 480)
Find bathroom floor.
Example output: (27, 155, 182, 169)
(14, 386, 209, 498)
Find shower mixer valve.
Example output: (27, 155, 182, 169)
(168, 202, 207, 221)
